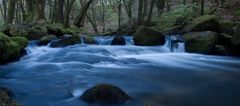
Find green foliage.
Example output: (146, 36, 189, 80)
(156, 5, 198, 30)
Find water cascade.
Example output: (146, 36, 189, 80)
(0, 36, 240, 106)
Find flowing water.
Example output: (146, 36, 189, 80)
(0, 36, 240, 106)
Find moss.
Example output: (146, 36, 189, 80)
(47, 23, 65, 36)
(184, 31, 218, 54)
(220, 21, 238, 35)
(0, 33, 21, 64)
(78, 34, 96, 44)
(134, 26, 165, 46)
(38, 35, 57, 46)
(10, 37, 28, 49)
(182, 15, 220, 32)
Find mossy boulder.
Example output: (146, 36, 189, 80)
(182, 15, 220, 33)
(38, 35, 58, 46)
(10, 37, 28, 50)
(0, 33, 20, 64)
(47, 23, 65, 37)
(183, 31, 218, 54)
(78, 34, 96, 44)
(231, 24, 240, 55)
(133, 26, 165, 46)
(0, 87, 19, 106)
(1, 23, 48, 40)
(111, 36, 126, 45)
(220, 21, 238, 35)
(50, 36, 81, 48)
(80, 83, 131, 104)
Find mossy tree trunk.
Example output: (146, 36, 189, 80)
(56, 0, 65, 24)
(138, 0, 143, 25)
(6, 0, 16, 24)
(64, 0, 76, 27)
(74, 0, 94, 27)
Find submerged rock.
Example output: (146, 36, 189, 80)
(111, 36, 126, 45)
(38, 35, 58, 46)
(0, 33, 28, 65)
(183, 31, 218, 54)
(182, 15, 220, 33)
(0, 87, 19, 106)
(133, 26, 165, 46)
(80, 83, 132, 104)
(50, 36, 81, 48)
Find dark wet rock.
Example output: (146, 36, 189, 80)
(230, 24, 240, 56)
(80, 83, 132, 104)
(220, 21, 238, 35)
(111, 36, 126, 45)
(0, 87, 19, 106)
(218, 33, 233, 47)
(50, 36, 81, 48)
(37, 35, 58, 46)
(183, 31, 218, 54)
(78, 34, 96, 44)
(27, 31, 48, 40)
(182, 15, 220, 33)
(133, 26, 165, 46)
(0, 33, 28, 65)
(214, 45, 232, 56)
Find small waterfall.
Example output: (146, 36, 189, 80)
(80, 38, 85, 45)
(164, 35, 185, 53)
(94, 36, 134, 45)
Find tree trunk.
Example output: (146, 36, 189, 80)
(123, 0, 133, 23)
(155, 0, 165, 17)
(6, 0, 16, 24)
(25, 0, 34, 22)
(118, 0, 122, 31)
(146, 0, 155, 25)
(74, 0, 94, 27)
(101, 0, 106, 32)
(138, 0, 143, 25)
(201, 0, 204, 15)
(56, 0, 64, 23)
(0, 0, 7, 21)
(35, 0, 46, 21)
(64, 0, 76, 27)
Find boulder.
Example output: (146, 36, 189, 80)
(133, 26, 165, 46)
(183, 31, 218, 54)
(111, 36, 126, 45)
(0, 87, 19, 106)
(214, 45, 231, 56)
(2, 23, 48, 40)
(80, 83, 131, 104)
(38, 35, 58, 46)
(27, 31, 48, 40)
(47, 24, 65, 37)
(78, 34, 96, 44)
(0, 33, 21, 64)
(50, 36, 81, 48)
(182, 15, 220, 33)
(231, 24, 240, 56)
(10, 37, 28, 50)
(220, 21, 237, 35)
